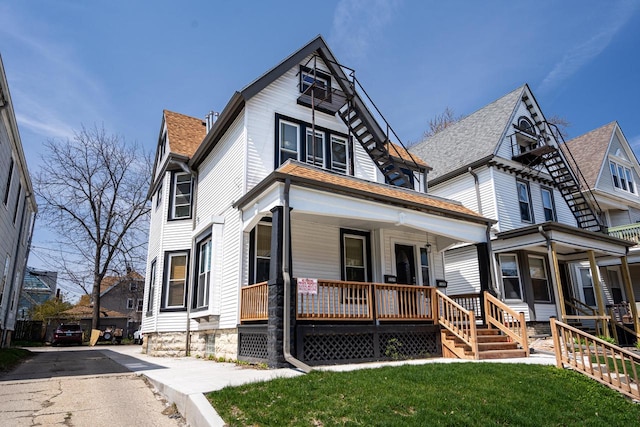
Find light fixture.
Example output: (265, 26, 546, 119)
(425, 231, 432, 253)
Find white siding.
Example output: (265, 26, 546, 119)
(533, 304, 556, 321)
(196, 112, 247, 330)
(245, 54, 379, 191)
(429, 166, 496, 221)
(443, 245, 480, 295)
(380, 229, 443, 285)
(291, 220, 342, 280)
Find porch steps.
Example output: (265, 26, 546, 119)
(441, 328, 528, 360)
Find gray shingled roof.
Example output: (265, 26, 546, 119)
(410, 85, 525, 181)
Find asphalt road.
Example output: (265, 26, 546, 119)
(0, 346, 184, 427)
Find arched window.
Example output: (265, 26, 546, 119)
(517, 117, 536, 135)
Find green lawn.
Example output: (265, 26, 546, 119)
(208, 363, 640, 426)
(0, 348, 31, 372)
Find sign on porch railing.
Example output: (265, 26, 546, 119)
(297, 278, 318, 295)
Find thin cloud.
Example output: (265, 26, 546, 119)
(539, 3, 638, 94)
(330, 0, 399, 62)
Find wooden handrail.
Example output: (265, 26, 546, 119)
(449, 293, 482, 320)
(565, 297, 596, 317)
(483, 291, 529, 356)
(564, 297, 610, 336)
(436, 290, 478, 359)
(240, 281, 269, 322)
(551, 318, 640, 400)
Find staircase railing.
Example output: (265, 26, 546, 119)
(608, 304, 639, 344)
(551, 318, 640, 400)
(436, 290, 478, 358)
(564, 297, 609, 336)
(483, 291, 529, 356)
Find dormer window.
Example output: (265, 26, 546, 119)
(170, 172, 193, 220)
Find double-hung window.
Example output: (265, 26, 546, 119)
(156, 181, 163, 209)
(137, 299, 143, 312)
(127, 298, 134, 310)
(610, 160, 636, 194)
(517, 180, 533, 223)
(3, 158, 13, 206)
(541, 187, 556, 221)
(254, 224, 271, 283)
(146, 259, 156, 316)
(420, 247, 430, 286)
(300, 67, 329, 101)
(279, 121, 300, 165)
(171, 173, 192, 219)
(193, 237, 211, 310)
(12, 183, 22, 224)
(529, 255, 552, 302)
(163, 252, 188, 309)
(499, 254, 523, 300)
(579, 267, 596, 306)
(306, 129, 324, 167)
(331, 136, 348, 173)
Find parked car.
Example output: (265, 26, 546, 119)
(133, 327, 143, 345)
(52, 324, 83, 346)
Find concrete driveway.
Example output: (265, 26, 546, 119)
(0, 345, 184, 427)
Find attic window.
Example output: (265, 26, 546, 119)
(517, 117, 536, 136)
(300, 66, 331, 102)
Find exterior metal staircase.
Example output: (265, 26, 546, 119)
(299, 55, 422, 189)
(515, 94, 603, 232)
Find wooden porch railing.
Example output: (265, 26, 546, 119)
(484, 291, 529, 356)
(436, 290, 478, 358)
(564, 297, 609, 336)
(296, 280, 373, 320)
(240, 281, 268, 321)
(608, 303, 639, 344)
(551, 318, 640, 400)
(375, 283, 434, 320)
(449, 293, 482, 321)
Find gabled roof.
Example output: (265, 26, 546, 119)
(561, 122, 617, 189)
(235, 160, 493, 225)
(99, 271, 144, 296)
(164, 110, 206, 158)
(410, 85, 526, 181)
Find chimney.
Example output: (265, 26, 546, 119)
(205, 111, 219, 133)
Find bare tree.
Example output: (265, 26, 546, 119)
(546, 114, 571, 141)
(423, 107, 462, 139)
(34, 125, 151, 330)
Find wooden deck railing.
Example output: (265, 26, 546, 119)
(297, 280, 373, 320)
(564, 297, 609, 336)
(240, 281, 269, 321)
(436, 290, 478, 358)
(551, 318, 640, 400)
(240, 279, 437, 322)
(375, 283, 434, 320)
(484, 291, 529, 356)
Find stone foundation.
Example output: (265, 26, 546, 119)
(143, 329, 238, 359)
(526, 322, 551, 337)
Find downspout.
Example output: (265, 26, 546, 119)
(282, 178, 312, 372)
(468, 167, 483, 216)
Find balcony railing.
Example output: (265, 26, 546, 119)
(240, 279, 436, 323)
(608, 223, 640, 245)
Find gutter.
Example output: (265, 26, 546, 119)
(468, 167, 483, 216)
(282, 178, 311, 373)
(185, 169, 198, 356)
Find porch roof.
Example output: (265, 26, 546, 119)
(493, 221, 633, 258)
(235, 161, 493, 226)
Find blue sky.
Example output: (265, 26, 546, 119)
(2, 0, 640, 293)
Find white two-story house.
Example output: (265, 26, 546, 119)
(142, 36, 498, 366)
(562, 122, 640, 337)
(411, 85, 635, 336)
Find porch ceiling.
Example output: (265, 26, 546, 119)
(237, 177, 490, 246)
(493, 221, 632, 259)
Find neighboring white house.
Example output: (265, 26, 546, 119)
(411, 84, 635, 333)
(561, 122, 640, 335)
(0, 55, 37, 347)
(141, 36, 496, 366)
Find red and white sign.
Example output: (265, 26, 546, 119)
(297, 278, 318, 295)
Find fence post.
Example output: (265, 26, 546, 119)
(520, 311, 529, 356)
(550, 317, 562, 368)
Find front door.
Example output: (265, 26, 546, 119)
(395, 244, 416, 285)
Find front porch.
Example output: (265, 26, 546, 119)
(238, 279, 529, 365)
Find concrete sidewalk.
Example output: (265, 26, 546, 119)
(101, 345, 556, 427)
